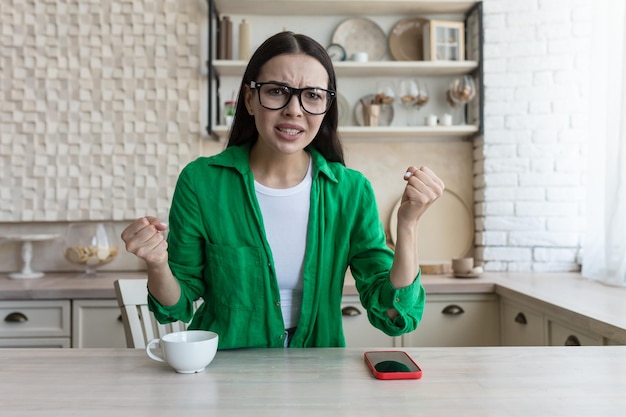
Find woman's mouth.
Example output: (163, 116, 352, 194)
(276, 125, 304, 138)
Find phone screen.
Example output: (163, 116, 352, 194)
(364, 351, 422, 379)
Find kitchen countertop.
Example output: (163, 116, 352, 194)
(0, 271, 147, 300)
(2, 270, 626, 340)
(1, 346, 625, 416)
(0, 270, 497, 300)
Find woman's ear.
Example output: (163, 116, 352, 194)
(243, 85, 254, 116)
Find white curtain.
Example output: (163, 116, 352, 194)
(582, 0, 626, 286)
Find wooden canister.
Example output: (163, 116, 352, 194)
(238, 19, 251, 60)
(219, 16, 233, 59)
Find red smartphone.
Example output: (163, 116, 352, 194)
(364, 350, 423, 380)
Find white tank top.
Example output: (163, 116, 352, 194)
(254, 158, 312, 329)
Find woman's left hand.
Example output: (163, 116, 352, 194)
(398, 166, 445, 225)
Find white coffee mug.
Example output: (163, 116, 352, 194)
(351, 52, 368, 62)
(146, 330, 219, 374)
(426, 114, 437, 126)
(442, 113, 453, 126)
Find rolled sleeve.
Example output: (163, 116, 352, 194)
(148, 284, 197, 325)
(367, 269, 426, 336)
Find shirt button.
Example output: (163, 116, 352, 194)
(275, 301, 281, 306)
(395, 297, 400, 302)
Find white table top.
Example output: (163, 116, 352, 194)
(1, 347, 625, 417)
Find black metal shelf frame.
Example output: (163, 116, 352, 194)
(206, 0, 220, 140)
(466, 1, 484, 139)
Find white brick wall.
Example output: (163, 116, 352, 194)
(477, 0, 591, 271)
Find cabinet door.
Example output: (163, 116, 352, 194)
(341, 295, 398, 348)
(402, 294, 499, 347)
(72, 299, 127, 348)
(547, 318, 604, 346)
(500, 298, 545, 346)
(0, 300, 70, 338)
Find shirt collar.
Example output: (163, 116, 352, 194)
(207, 144, 338, 184)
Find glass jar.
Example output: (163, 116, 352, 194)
(64, 222, 118, 276)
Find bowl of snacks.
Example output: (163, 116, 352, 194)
(64, 222, 118, 276)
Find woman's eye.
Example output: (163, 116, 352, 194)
(305, 91, 322, 100)
(268, 87, 289, 96)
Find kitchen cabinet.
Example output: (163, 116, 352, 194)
(205, 0, 483, 141)
(499, 293, 610, 346)
(0, 299, 125, 348)
(402, 293, 499, 347)
(547, 317, 603, 346)
(500, 297, 545, 346)
(341, 295, 400, 348)
(3, 272, 622, 348)
(0, 300, 71, 348)
(72, 299, 127, 348)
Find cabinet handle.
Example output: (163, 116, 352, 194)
(441, 304, 464, 315)
(514, 312, 528, 325)
(4, 312, 28, 323)
(565, 335, 581, 346)
(341, 306, 361, 317)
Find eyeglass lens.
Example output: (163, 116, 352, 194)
(257, 83, 332, 114)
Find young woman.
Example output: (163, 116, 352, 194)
(121, 32, 444, 349)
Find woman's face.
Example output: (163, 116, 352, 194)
(244, 53, 329, 156)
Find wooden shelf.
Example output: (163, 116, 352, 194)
(339, 125, 478, 139)
(213, 0, 478, 15)
(213, 60, 479, 78)
(211, 124, 479, 142)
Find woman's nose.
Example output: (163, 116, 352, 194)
(283, 93, 303, 115)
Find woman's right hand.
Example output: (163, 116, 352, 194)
(120, 216, 169, 266)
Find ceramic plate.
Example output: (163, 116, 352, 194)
(389, 189, 473, 262)
(332, 18, 387, 61)
(354, 94, 394, 126)
(337, 93, 351, 126)
(388, 17, 429, 61)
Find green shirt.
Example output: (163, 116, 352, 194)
(149, 145, 425, 349)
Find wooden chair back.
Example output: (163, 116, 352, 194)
(114, 278, 194, 349)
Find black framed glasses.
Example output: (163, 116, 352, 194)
(250, 81, 336, 115)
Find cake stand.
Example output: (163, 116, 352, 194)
(1, 234, 59, 279)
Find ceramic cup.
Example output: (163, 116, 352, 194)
(426, 114, 437, 126)
(351, 52, 368, 62)
(146, 330, 219, 374)
(451, 257, 474, 274)
(441, 113, 453, 126)
(362, 103, 381, 127)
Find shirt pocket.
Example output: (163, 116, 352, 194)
(205, 243, 265, 311)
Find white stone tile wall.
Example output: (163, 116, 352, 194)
(0, 0, 203, 222)
(477, 0, 591, 271)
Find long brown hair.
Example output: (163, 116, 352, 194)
(227, 31, 344, 165)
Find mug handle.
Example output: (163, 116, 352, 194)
(146, 338, 165, 363)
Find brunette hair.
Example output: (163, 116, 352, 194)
(226, 31, 344, 165)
